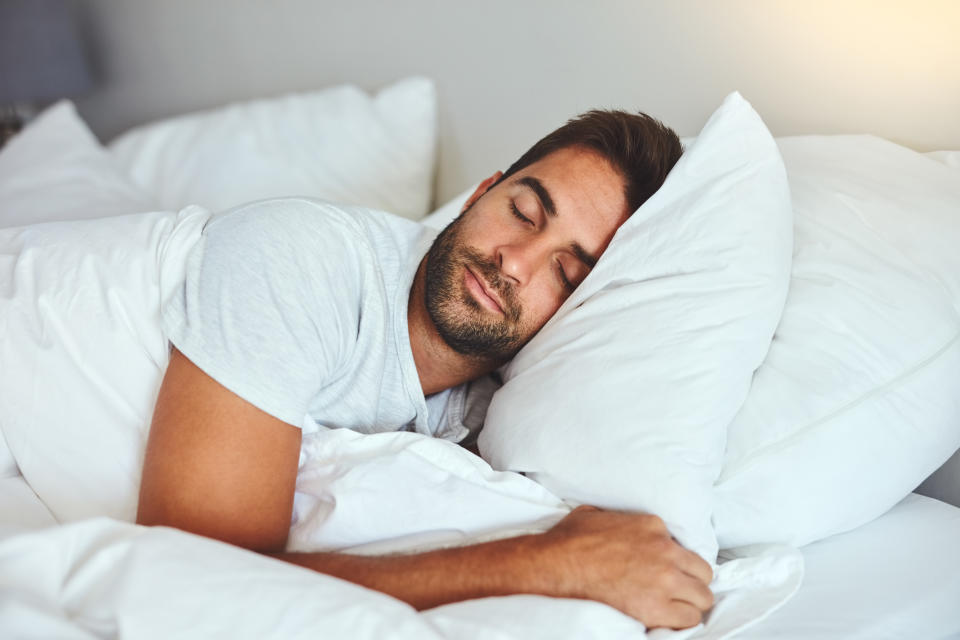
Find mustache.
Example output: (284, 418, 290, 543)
(461, 247, 521, 322)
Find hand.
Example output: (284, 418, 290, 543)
(535, 505, 714, 629)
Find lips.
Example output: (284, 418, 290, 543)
(465, 267, 504, 315)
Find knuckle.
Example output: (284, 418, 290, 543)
(641, 513, 667, 530)
(654, 563, 678, 586)
(651, 536, 676, 557)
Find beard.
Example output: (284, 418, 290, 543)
(424, 214, 528, 362)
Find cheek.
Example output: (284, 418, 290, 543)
(459, 210, 498, 246)
(521, 283, 565, 332)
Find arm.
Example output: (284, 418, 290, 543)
(272, 505, 714, 628)
(139, 349, 713, 628)
(137, 347, 301, 551)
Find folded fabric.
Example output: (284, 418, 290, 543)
(0, 208, 210, 522)
(0, 513, 803, 640)
(479, 92, 794, 563)
(0, 101, 163, 485)
(289, 424, 568, 554)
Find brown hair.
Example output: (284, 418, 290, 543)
(499, 110, 683, 215)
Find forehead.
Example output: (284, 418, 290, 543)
(508, 146, 630, 250)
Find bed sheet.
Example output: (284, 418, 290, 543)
(735, 493, 960, 640)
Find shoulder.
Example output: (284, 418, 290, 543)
(194, 199, 377, 295)
(203, 197, 428, 269)
(205, 197, 371, 251)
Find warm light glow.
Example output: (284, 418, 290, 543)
(733, 0, 960, 148)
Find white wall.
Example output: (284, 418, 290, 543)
(73, 0, 960, 204)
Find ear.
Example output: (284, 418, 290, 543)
(461, 171, 503, 213)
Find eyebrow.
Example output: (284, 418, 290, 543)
(515, 175, 599, 269)
(570, 243, 598, 269)
(517, 176, 557, 217)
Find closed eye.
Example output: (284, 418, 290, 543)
(556, 260, 575, 292)
(510, 200, 574, 292)
(510, 202, 534, 226)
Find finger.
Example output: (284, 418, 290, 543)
(672, 572, 715, 612)
(676, 547, 714, 585)
(648, 600, 703, 630)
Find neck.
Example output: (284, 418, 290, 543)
(408, 258, 500, 396)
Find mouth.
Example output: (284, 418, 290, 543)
(464, 266, 505, 315)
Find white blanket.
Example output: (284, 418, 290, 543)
(0, 212, 803, 638)
(0, 430, 802, 639)
(0, 523, 800, 640)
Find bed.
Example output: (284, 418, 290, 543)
(2, 3, 960, 638)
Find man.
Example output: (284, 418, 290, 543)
(137, 110, 714, 629)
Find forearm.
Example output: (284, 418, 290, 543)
(269, 533, 558, 610)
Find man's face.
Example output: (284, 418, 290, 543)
(424, 146, 630, 363)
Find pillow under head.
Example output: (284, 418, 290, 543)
(479, 93, 794, 562)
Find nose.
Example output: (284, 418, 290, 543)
(497, 236, 550, 286)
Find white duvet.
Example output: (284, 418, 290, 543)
(0, 211, 802, 638)
(0, 432, 803, 640)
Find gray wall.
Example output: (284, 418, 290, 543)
(73, 0, 960, 205)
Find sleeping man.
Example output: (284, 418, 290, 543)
(136, 110, 715, 629)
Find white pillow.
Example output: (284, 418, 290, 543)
(0, 101, 155, 228)
(714, 136, 960, 549)
(479, 93, 794, 562)
(924, 150, 960, 170)
(109, 77, 437, 219)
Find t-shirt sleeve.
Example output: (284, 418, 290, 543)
(162, 199, 369, 427)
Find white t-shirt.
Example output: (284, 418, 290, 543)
(162, 197, 474, 441)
